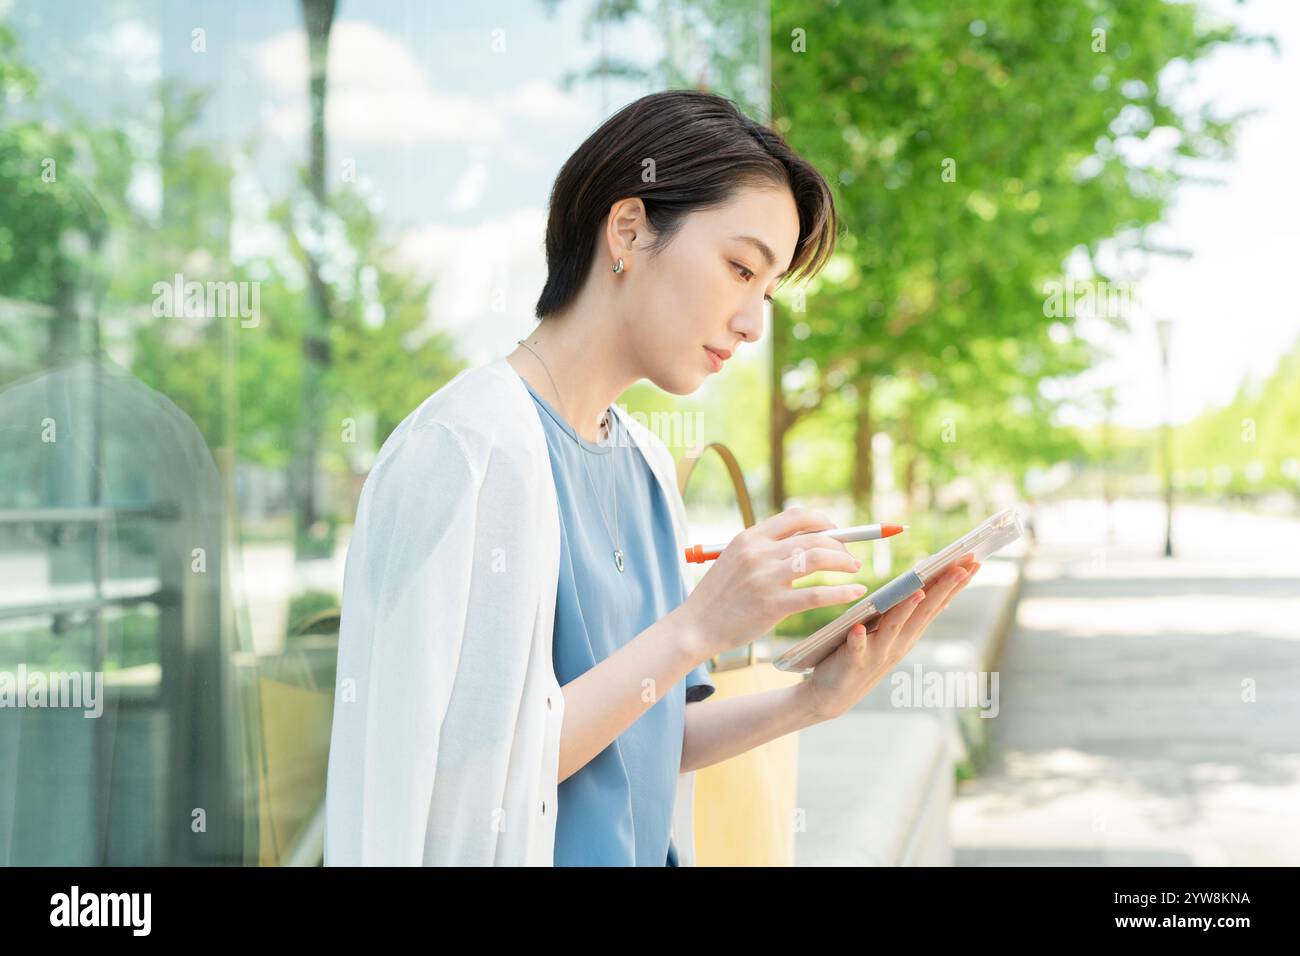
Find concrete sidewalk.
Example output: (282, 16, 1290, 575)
(952, 500, 1300, 866)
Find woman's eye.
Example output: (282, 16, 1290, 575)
(733, 261, 772, 303)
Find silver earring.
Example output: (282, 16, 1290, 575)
(612, 257, 624, 273)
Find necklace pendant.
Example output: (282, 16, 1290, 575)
(614, 549, 624, 572)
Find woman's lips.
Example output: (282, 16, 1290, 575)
(704, 346, 724, 372)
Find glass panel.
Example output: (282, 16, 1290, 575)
(0, 0, 770, 864)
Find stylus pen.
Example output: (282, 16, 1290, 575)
(683, 523, 907, 564)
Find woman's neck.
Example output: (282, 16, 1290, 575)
(507, 309, 640, 444)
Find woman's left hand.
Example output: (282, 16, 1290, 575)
(800, 556, 981, 722)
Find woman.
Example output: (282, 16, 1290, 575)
(324, 89, 978, 867)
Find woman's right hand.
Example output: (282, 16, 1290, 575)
(676, 507, 868, 662)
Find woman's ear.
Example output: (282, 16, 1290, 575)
(606, 197, 649, 264)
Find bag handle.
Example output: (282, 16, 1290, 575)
(676, 442, 758, 670)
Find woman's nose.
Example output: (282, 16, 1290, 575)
(732, 301, 765, 343)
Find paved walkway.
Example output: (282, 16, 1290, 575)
(952, 499, 1300, 865)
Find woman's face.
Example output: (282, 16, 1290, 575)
(620, 184, 801, 395)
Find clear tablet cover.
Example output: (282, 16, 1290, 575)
(772, 506, 1025, 674)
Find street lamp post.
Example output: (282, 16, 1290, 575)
(1155, 318, 1174, 558)
(1102, 386, 1116, 545)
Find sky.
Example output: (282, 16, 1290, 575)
(4, 0, 688, 367)
(1055, 0, 1300, 429)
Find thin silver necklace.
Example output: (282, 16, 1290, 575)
(516, 339, 625, 573)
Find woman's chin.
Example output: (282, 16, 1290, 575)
(650, 368, 708, 396)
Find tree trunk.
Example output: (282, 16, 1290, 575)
(850, 374, 874, 518)
(293, 0, 337, 558)
(901, 401, 918, 508)
(769, 304, 790, 512)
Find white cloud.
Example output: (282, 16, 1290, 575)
(394, 207, 550, 363)
(254, 21, 503, 144)
(252, 21, 586, 148)
(83, 19, 161, 86)
(449, 162, 489, 211)
(497, 78, 588, 124)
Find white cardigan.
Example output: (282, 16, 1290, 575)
(324, 355, 705, 865)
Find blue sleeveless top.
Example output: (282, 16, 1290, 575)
(520, 377, 715, 866)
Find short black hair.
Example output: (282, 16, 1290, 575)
(535, 88, 840, 320)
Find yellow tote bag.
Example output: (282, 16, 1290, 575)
(677, 443, 802, 867)
(256, 676, 333, 866)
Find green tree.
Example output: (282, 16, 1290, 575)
(770, 0, 1245, 515)
(1, 25, 464, 527)
(0, 24, 108, 372)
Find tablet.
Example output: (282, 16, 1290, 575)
(772, 506, 1025, 674)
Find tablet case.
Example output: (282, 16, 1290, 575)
(773, 506, 1025, 673)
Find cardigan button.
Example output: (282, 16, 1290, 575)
(541, 800, 547, 816)
(546, 695, 552, 711)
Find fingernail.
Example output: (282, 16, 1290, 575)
(853, 558, 862, 569)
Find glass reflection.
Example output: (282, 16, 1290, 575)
(0, 0, 766, 865)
